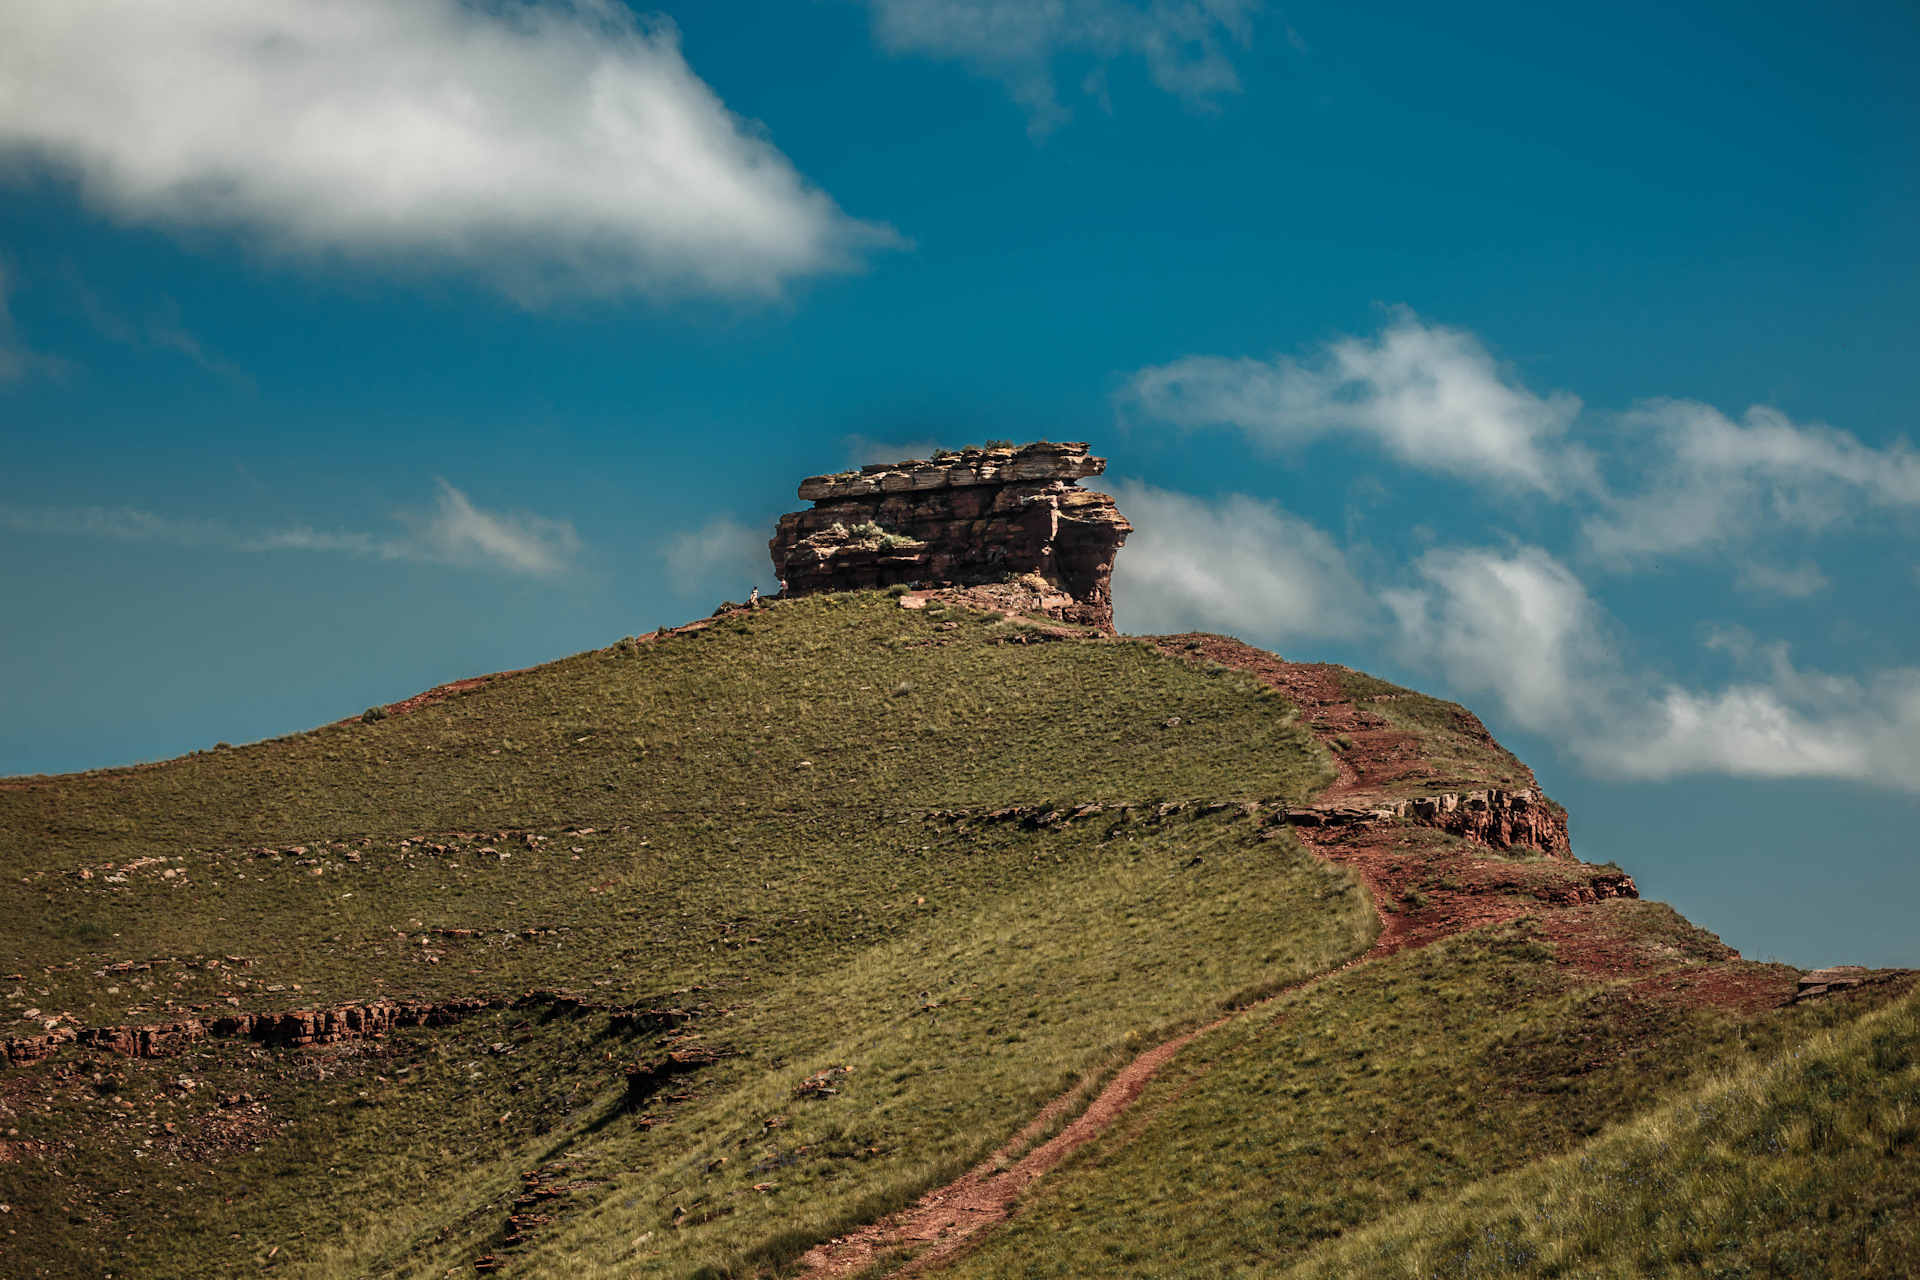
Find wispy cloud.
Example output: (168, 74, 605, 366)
(863, 0, 1255, 136)
(0, 263, 67, 383)
(662, 516, 774, 597)
(399, 480, 580, 575)
(1583, 400, 1920, 565)
(0, 479, 580, 577)
(1124, 310, 1589, 494)
(1105, 481, 1369, 642)
(1734, 559, 1831, 599)
(0, 0, 895, 302)
(70, 277, 251, 388)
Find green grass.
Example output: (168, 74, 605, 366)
(0, 594, 1329, 1031)
(1, 592, 1903, 1280)
(1279, 983, 1920, 1280)
(938, 915, 1910, 1280)
(0, 594, 1371, 1279)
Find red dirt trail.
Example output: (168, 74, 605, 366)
(794, 628, 1803, 1277)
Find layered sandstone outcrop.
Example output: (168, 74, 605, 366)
(768, 441, 1131, 630)
(1285, 788, 1570, 855)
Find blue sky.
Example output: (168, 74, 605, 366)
(2, 0, 1916, 966)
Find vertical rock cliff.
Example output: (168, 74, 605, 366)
(768, 441, 1131, 630)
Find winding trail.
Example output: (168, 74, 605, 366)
(793, 631, 1570, 1277)
(791, 626, 1805, 1278)
(795, 1018, 1223, 1276)
(797, 886, 1416, 1277)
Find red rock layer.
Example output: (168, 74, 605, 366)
(1, 992, 693, 1067)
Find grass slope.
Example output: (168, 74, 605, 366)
(0, 591, 1904, 1280)
(1281, 984, 1920, 1279)
(940, 922, 1912, 1280)
(0, 594, 1366, 1279)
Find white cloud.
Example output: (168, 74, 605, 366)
(1385, 543, 1920, 791)
(0, 0, 892, 302)
(1733, 559, 1830, 598)
(398, 479, 580, 575)
(1124, 311, 1920, 580)
(1383, 543, 1612, 736)
(863, 0, 1254, 135)
(1584, 400, 1920, 564)
(1125, 310, 1587, 493)
(662, 516, 774, 598)
(0, 479, 579, 576)
(1105, 481, 1369, 642)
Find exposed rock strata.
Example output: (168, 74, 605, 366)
(1286, 788, 1570, 855)
(1, 992, 695, 1067)
(769, 441, 1131, 630)
(1794, 966, 1872, 1002)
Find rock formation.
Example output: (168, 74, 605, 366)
(0, 992, 698, 1066)
(1282, 789, 1569, 854)
(768, 441, 1131, 630)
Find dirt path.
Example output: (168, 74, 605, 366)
(796, 889, 1429, 1279)
(797, 843, 1433, 1279)
(792, 640, 1530, 1278)
(793, 633, 1792, 1278)
(795, 1017, 1225, 1276)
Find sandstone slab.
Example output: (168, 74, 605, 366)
(769, 441, 1131, 630)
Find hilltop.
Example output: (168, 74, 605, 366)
(0, 450, 1913, 1280)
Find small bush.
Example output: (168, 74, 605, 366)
(360, 707, 388, 724)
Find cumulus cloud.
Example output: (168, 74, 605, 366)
(0, 479, 579, 576)
(1119, 313, 1920, 790)
(662, 516, 775, 597)
(1125, 310, 1588, 493)
(0, 0, 892, 301)
(1125, 310, 1920, 576)
(1385, 543, 1920, 791)
(1105, 481, 1370, 642)
(1383, 544, 1613, 737)
(1583, 400, 1920, 564)
(863, 0, 1254, 135)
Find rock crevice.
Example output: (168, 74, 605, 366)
(769, 441, 1130, 630)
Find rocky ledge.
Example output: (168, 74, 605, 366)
(1286, 788, 1570, 855)
(769, 441, 1131, 630)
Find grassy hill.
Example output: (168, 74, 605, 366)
(0, 590, 1910, 1280)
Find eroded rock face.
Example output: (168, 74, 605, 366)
(768, 441, 1131, 630)
(1284, 789, 1571, 855)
